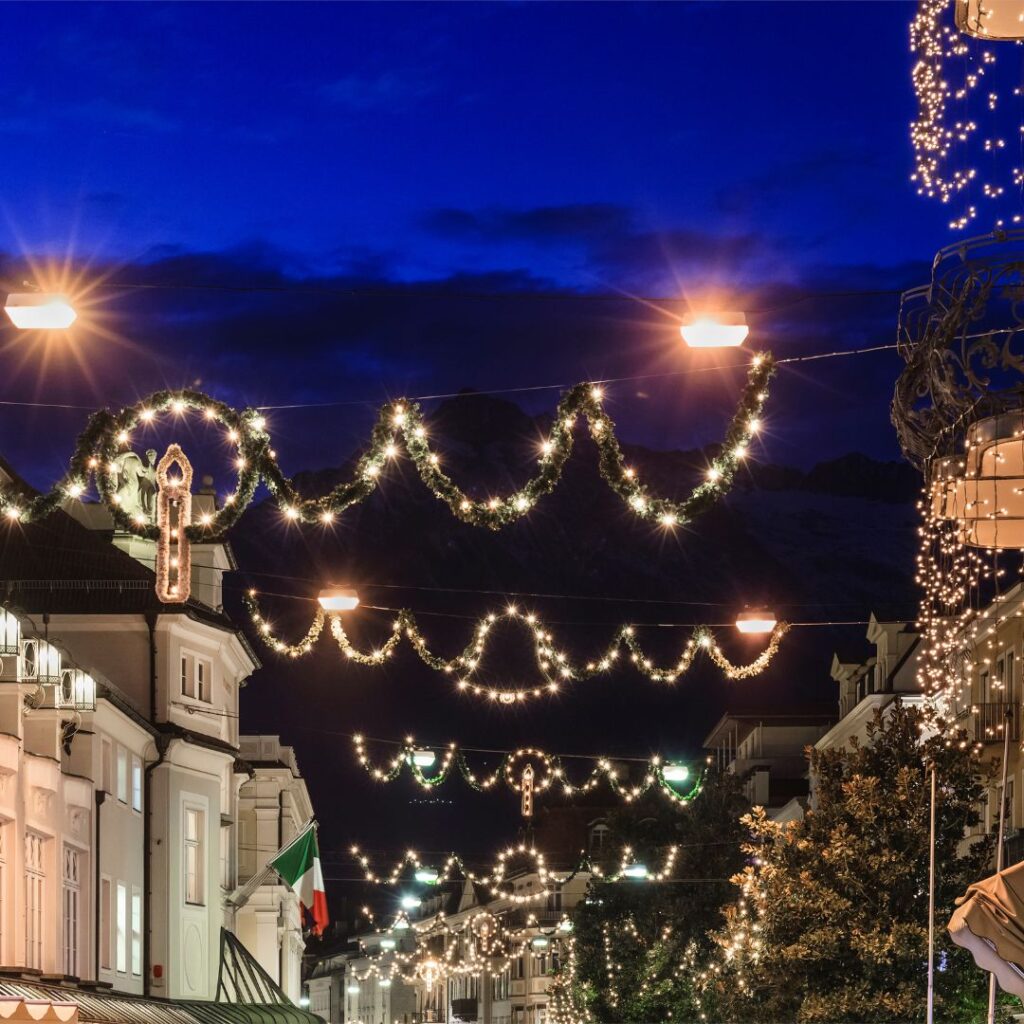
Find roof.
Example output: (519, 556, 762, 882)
(703, 706, 836, 748)
(0, 458, 237, 632)
(0, 978, 318, 1024)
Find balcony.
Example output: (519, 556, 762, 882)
(451, 998, 478, 1022)
(973, 703, 1021, 744)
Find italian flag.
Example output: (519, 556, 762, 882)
(271, 824, 329, 936)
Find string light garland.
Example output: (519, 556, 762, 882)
(244, 595, 791, 701)
(351, 736, 704, 806)
(910, 0, 1020, 231)
(348, 841, 679, 904)
(0, 358, 773, 540)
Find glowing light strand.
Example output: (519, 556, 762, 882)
(0, 360, 774, 539)
(351, 736, 704, 806)
(244, 595, 791, 700)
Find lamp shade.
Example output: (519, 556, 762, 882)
(956, 0, 1024, 39)
(680, 312, 748, 348)
(735, 610, 777, 634)
(661, 763, 690, 783)
(3, 293, 76, 329)
(317, 586, 360, 612)
(411, 748, 436, 768)
(58, 669, 96, 712)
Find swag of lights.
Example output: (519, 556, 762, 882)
(348, 841, 679, 905)
(351, 735, 703, 807)
(0, 356, 773, 540)
(244, 594, 790, 702)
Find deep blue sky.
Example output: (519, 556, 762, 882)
(0, 1, 976, 478)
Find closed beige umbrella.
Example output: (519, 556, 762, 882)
(950, 860, 1024, 996)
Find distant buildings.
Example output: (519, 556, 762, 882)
(0, 455, 316, 1021)
(306, 807, 605, 1024)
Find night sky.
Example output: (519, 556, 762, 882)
(0, 1, 992, 888)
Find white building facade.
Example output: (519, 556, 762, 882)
(0, 456, 316, 1017)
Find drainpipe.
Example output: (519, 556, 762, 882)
(143, 611, 164, 998)
(94, 790, 105, 977)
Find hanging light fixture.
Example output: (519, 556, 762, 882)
(379, 938, 397, 951)
(735, 609, 778, 634)
(661, 763, 690, 783)
(317, 586, 360, 612)
(400, 895, 422, 910)
(346, 984, 360, 995)
(680, 312, 748, 348)
(414, 867, 440, 884)
(531, 935, 550, 950)
(411, 748, 436, 768)
(3, 293, 77, 329)
(622, 863, 649, 880)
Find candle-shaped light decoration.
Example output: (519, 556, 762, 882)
(521, 763, 535, 818)
(156, 445, 193, 603)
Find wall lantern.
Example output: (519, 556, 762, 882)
(3, 293, 77, 329)
(58, 668, 97, 712)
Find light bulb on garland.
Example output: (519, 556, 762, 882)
(0, 359, 775, 539)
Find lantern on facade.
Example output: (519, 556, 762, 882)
(3, 293, 77, 329)
(58, 668, 96, 712)
(19, 638, 61, 684)
(0, 609, 20, 656)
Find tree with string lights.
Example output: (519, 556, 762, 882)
(705, 703, 998, 1024)
(555, 766, 748, 1023)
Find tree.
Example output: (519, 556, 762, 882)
(553, 766, 749, 1023)
(706, 702, 995, 1023)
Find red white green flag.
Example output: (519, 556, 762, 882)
(271, 823, 328, 936)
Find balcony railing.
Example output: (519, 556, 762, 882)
(973, 702, 1021, 743)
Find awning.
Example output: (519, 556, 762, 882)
(949, 859, 1024, 996)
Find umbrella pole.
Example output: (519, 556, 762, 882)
(987, 714, 1012, 1024)
(928, 762, 936, 1024)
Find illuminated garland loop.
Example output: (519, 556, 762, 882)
(244, 595, 791, 702)
(345, 909, 573, 988)
(349, 841, 679, 905)
(0, 356, 774, 540)
(352, 736, 704, 806)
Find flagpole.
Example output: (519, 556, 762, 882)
(987, 710, 1012, 1024)
(927, 761, 936, 1024)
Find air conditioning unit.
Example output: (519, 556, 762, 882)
(57, 669, 96, 712)
(18, 639, 61, 684)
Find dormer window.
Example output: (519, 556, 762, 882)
(181, 652, 211, 703)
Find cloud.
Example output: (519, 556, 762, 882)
(320, 69, 436, 111)
(423, 203, 636, 245)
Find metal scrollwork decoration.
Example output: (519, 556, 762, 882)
(893, 230, 1024, 471)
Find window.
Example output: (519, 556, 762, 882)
(0, 825, 7, 963)
(546, 891, 562, 913)
(62, 846, 81, 977)
(534, 954, 548, 975)
(131, 757, 143, 812)
(116, 747, 128, 804)
(25, 833, 44, 971)
(100, 878, 111, 970)
(131, 888, 142, 975)
(513, 956, 525, 980)
(181, 653, 212, 702)
(101, 739, 112, 793)
(588, 822, 610, 856)
(1009, 651, 1017, 700)
(116, 883, 127, 973)
(184, 807, 204, 905)
(982, 669, 991, 704)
